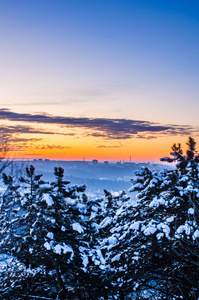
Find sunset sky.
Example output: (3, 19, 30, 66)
(1, 0, 199, 162)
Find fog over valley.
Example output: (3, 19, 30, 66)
(7, 159, 173, 197)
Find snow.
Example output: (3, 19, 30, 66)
(105, 235, 117, 248)
(111, 192, 120, 197)
(47, 232, 54, 239)
(101, 235, 117, 250)
(157, 223, 170, 238)
(111, 225, 122, 233)
(91, 206, 98, 212)
(166, 216, 175, 223)
(149, 197, 166, 208)
(129, 221, 140, 231)
(65, 198, 76, 205)
(160, 179, 171, 186)
(0, 187, 5, 194)
(96, 249, 105, 264)
(53, 244, 63, 255)
(21, 198, 28, 206)
(1, 154, 199, 299)
(143, 226, 157, 236)
(61, 225, 66, 231)
(129, 182, 143, 192)
(72, 222, 84, 233)
(53, 243, 74, 257)
(0, 254, 13, 268)
(79, 247, 89, 268)
(76, 203, 86, 213)
(176, 223, 192, 238)
(112, 254, 121, 262)
(119, 231, 128, 240)
(156, 233, 164, 240)
(150, 178, 158, 184)
(116, 207, 124, 216)
(99, 216, 112, 228)
(193, 229, 199, 240)
(82, 255, 89, 267)
(188, 208, 194, 215)
(179, 176, 189, 182)
(91, 248, 106, 269)
(132, 255, 139, 261)
(43, 193, 54, 206)
(44, 242, 51, 251)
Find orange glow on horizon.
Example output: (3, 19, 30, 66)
(9, 134, 198, 162)
(3, 117, 198, 163)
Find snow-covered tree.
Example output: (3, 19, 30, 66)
(90, 190, 131, 300)
(0, 260, 58, 300)
(105, 137, 199, 299)
(0, 166, 93, 299)
(1, 137, 198, 299)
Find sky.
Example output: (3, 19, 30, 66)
(0, 0, 199, 162)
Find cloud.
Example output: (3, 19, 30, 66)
(8, 139, 43, 152)
(11, 143, 71, 152)
(0, 88, 108, 108)
(35, 145, 71, 150)
(97, 145, 121, 148)
(10, 138, 42, 143)
(0, 108, 198, 140)
(0, 124, 75, 141)
(2, 102, 63, 107)
(0, 125, 53, 136)
(24, 153, 42, 156)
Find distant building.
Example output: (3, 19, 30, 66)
(124, 162, 135, 165)
(38, 158, 43, 162)
(92, 159, 98, 164)
(44, 159, 50, 162)
(104, 161, 109, 165)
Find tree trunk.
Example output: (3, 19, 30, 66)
(55, 264, 67, 300)
(119, 289, 124, 300)
(103, 290, 108, 300)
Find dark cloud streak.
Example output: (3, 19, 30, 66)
(0, 108, 198, 140)
(0, 125, 53, 135)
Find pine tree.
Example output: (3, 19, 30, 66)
(0, 166, 91, 299)
(0, 173, 21, 256)
(104, 137, 199, 299)
(1, 138, 198, 299)
(89, 190, 131, 300)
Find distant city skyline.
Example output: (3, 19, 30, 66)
(1, 0, 199, 161)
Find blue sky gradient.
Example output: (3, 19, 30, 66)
(0, 1, 199, 159)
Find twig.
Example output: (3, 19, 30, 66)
(21, 295, 55, 300)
